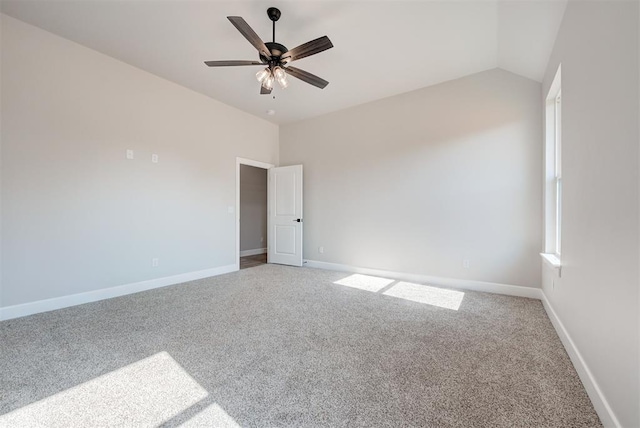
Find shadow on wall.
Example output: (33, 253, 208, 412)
(326, 70, 536, 165)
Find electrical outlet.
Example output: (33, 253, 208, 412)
(318, 246, 324, 254)
(463, 259, 470, 269)
(126, 149, 134, 159)
(151, 154, 159, 163)
(152, 258, 159, 267)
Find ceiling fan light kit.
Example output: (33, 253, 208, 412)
(273, 66, 288, 88)
(256, 66, 286, 90)
(255, 67, 270, 83)
(204, 7, 333, 94)
(263, 73, 275, 91)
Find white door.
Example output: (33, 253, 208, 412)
(268, 165, 303, 266)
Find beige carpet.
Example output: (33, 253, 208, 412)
(0, 264, 601, 427)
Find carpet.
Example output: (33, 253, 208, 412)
(0, 264, 602, 427)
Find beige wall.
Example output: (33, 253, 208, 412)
(0, 15, 279, 308)
(240, 165, 267, 252)
(281, 68, 542, 288)
(541, 1, 639, 426)
(0, 12, 3, 300)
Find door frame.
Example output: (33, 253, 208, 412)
(236, 157, 275, 271)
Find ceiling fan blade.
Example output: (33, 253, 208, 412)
(281, 36, 333, 63)
(204, 60, 265, 67)
(260, 86, 272, 95)
(227, 16, 271, 59)
(285, 66, 329, 89)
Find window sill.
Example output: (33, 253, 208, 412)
(540, 253, 562, 269)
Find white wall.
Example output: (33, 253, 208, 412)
(0, 12, 3, 300)
(541, 1, 639, 427)
(0, 15, 278, 308)
(239, 164, 267, 252)
(281, 68, 542, 288)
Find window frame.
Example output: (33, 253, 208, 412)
(543, 65, 562, 267)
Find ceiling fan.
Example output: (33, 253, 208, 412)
(204, 7, 333, 95)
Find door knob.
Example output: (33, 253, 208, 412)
(293, 219, 302, 222)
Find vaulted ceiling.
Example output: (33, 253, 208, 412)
(1, 1, 567, 124)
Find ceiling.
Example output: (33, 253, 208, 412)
(0, 0, 567, 124)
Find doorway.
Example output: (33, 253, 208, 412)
(236, 158, 304, 270)
(236, 158, 274, 270)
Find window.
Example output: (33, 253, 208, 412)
(542, 65, 562, 268)
(553, 90, 562, 256)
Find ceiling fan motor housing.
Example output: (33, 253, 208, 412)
(261, 42, 288, 63)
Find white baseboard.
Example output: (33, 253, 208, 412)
(0, 264, 238, 322)
(304, 260, 542, 299)
(240, 248, 267, 257)
(539, 291, 620, 428)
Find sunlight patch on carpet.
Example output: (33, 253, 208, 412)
(383, 281, 464, 310)
(179, 403, 241, 427)
(0, 351, 208, 427)
(333, 274, 394, 292)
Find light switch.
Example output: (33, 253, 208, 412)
(126, 149, 134, 159)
